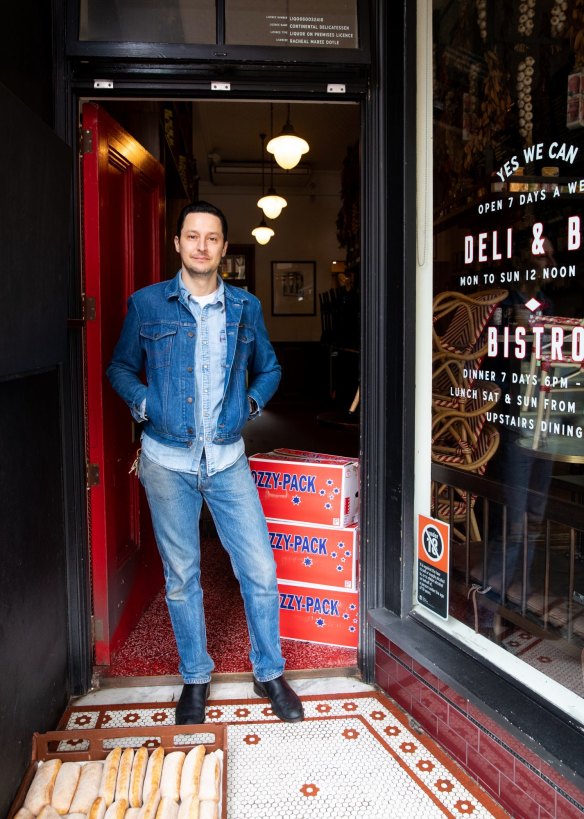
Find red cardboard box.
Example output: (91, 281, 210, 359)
(278, 581, 359, 648)
(249, 450, 359, 527)
(268, 518, 359, 590)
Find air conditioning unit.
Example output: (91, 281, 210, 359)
(208, 160, 312, 187)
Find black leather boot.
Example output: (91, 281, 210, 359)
(253, 675, 304, 722)
(175, 682, 210, 725)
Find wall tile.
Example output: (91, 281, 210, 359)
(375, 631, 390, 651)
(419, 685, 449, 724)
(439, 681, 469, 712)
(478, 732, 515, 778)
(468, 745, 500, 797)
(390, 643, 413, 669)
(436, 718, 468, 767)
(499, 773, 541, 819)
(448, 706, 480, 751)
(513, 760, 557, 818)
(556, 792, 584, 819)
(411, 696, 439, 736)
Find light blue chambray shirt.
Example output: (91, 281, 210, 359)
(141, 275, 244, 475)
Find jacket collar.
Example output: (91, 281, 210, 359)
(164, 270, 246, 307)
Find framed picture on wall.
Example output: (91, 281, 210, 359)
(271, 260, 316, 316)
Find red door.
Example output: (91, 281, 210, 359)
(83, 102, 165, 666)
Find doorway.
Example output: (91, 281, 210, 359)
(82, 95, 362, 681)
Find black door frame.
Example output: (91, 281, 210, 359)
(53, 0, 414, 695)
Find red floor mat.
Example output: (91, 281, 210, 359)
(106, 537, 357, 677)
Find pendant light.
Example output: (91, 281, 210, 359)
(251, 133, 275, 245)
(251, 217, 275, 245)
(258, 105, 288, 219)
(266, 103, 309, 170)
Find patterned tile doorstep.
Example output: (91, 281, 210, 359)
(59, 693, 509, 818)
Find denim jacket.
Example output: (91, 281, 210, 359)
(106, 272, 281, 448)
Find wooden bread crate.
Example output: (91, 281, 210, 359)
(8, 724, 227, 818)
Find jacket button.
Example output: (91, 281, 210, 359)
(187, 397, 193, 403)
(187, 427, 194, 435)
(188, 331, 194, 338)
(187, 366, 193, 372)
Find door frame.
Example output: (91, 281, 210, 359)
(56, 11, 407, 692)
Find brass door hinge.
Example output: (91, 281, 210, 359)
(87, 462, 100, 488)
(84, 295, 97, 321)
(81, 128, 93, 155)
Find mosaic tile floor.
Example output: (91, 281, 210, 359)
(60, 690, 509, 818)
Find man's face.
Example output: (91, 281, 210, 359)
(174, 212, 227, 281)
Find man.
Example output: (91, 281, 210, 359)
(107, 200, 303, 725)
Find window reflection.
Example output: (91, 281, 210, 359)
(432, 0, 584, 705)
(79, 0, 216, 43)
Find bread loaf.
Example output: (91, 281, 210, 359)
(197, 753, 220, 802)
(99, 747, 122, 807)
(142, 748, 164, 804)
(37, 806, 61, 819)
(136, 788, 160, 819)
(104, 798, 129, 819)
(154, 797, 178, 819)
(13, 809, 35, 819)
(197, 802, 218, 819)
(179, 747, 205, 802)
(51, 761, 81, 815)
(159, 752, 185, 801)
(129, 747, 148, 808)
(114, 749, 134, 803)
(69, 761, 104, 814)
(124, 809, 141, 819)
(65, 813, 86, 818)
(23, 759, 63, 815)
(88, 796, 107, 819)
(177, 795, 199, 819)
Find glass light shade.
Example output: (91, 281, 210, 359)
(266, 132, 309, 170)
(251, 221, 275, 245)
(258, 189, 288, 219)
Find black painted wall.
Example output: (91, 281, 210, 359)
(0, 82, 71, 813)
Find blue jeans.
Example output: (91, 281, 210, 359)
(139, 452, 285, 684)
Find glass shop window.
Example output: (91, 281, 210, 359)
(429, 0, 584, 715)
(78, 0, 216, 42)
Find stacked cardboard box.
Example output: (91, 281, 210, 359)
(250, 448, 360, 649)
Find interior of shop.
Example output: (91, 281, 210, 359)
(85, 97, 362, 682)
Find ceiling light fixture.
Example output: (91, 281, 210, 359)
(266, 103, 309, 170)
(251, 133, 275, 245)
(258, 106, 288, 219)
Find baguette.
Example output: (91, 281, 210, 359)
(69, 761, 104, 814)
(124, 809, 141, 819)
(23, 759, 63, 815)
(104, 798, 129, 819)
(159, 752, 185, 801)
(13, 809, 35, 819)
(177, 795, 199, 819)
(197, 802, 218, 819)
(37, 807, 61, 819)
(142, 748, 164, 804)
(129, 747, 148, 808)
(179, 746, 205, 802)
(64, 814, 86, 818)
(136, 788, 160, 819)
(197, 753, 220, 802)
(88, 796, 107, 819)
(99, 747, 122, 807)
(114, 749, 134, 803)
(52, 762, 81, 815)
(154, 797, 178, 819)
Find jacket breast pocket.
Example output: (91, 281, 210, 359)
(140, 323, 178, 369)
